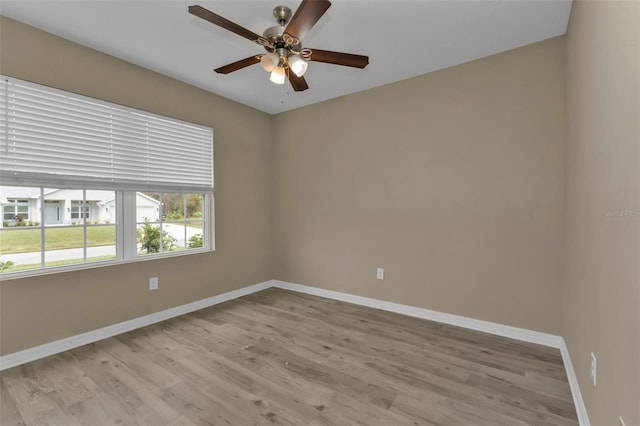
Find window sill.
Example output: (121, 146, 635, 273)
(0, 247, 214, 281)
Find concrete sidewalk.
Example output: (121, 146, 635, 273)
(0, 223, 203, 266)
(0, 245, 116, 266)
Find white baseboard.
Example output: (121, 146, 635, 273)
(559, 338, 591, 426)
(0, 278, 589, 426)
(273, 280, 563, 348)
(0, 280, 272, 371)
(273, 280, 588, 425)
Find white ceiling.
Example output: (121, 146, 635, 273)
(0, 0, 572, 114)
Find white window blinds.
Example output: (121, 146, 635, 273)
(0, 76, 213, 192)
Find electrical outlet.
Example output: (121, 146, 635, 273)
(590, 352, 596, 387)
(376, 268, 384, 280)
(149, 277, 158, 291)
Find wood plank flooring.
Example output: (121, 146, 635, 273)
(0, 288, 578, 425)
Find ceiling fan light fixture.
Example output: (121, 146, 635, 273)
(189, 1, 369, 93)
(260, 52, 279, 72)
(288, 55, 308, 77)
(270, 66, 286, 84)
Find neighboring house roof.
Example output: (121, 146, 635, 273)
(135, 192, 161, 206)
(97, 197, 112, 207)
(0, 186, 161, 206)
(0, 187, 75, 200)
(98, 193, 161, 207)
(0, 186, 41, 199)
(42, 188, 60, 197)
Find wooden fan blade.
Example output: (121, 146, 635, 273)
(308, 49, 369, 68)
(189, 5, 262, 44)
(214, 56, 261, 74)
(285, 0, 331, 41)
(288, 70, 309, 92)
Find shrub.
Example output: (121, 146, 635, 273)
(2, 221, 8, 227)
(0, 261, 14, 273)
(138, 220, 176, 253)
(167, 211, 183, 221)
(188, 233, 203, 249)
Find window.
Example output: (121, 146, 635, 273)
(3, 199, 29, 221)
(70, 200, 90, 220)
(0, 76, 214, 276)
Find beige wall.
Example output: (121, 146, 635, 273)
(563, 1, 640, 425)
(0, 17, 274, 355)
(3, 6, 639, 423)
(273, 37, 566, 334)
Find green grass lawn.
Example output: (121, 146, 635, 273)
(0, 225, 116, 254)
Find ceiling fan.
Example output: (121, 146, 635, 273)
(188, 0, 369, 92)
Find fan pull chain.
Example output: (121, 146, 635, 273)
(281, 76, 290, 104)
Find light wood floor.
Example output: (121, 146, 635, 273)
(1, 288, 578, 426)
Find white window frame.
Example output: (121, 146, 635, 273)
(0, 76, 214, 279)
(0, 188, 214, 278)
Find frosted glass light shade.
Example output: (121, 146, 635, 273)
(260, 52, 279, 72)
(270, 66, 286, 84)
(288, 56, 308, 77)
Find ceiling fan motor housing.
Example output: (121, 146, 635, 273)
(264, 6, 302, 55)
(272, 6, 292, 26)
(263, 25, 285, 46)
